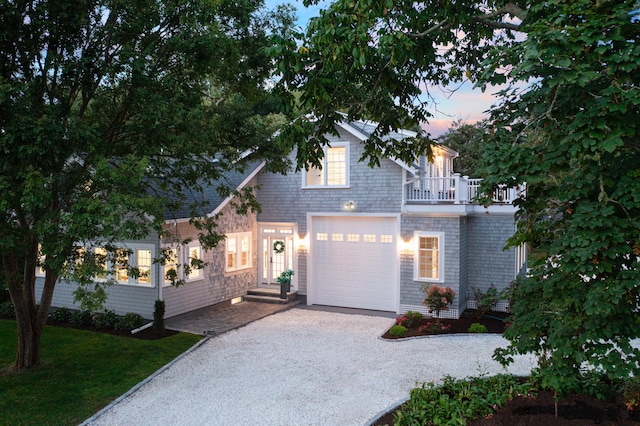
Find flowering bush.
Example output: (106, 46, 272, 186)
(423, 285, 455, 323)
(395, 311, 423, 328)
(419, 321, 452, 334)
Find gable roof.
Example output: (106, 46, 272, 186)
(164, 158, 265, 222)
(332, 114, 458, 172)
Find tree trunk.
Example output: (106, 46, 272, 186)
(3, 244, 56, 371)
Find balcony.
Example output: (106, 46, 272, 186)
(404, 174, 523, 205)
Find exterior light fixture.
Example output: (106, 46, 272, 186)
(344, 200, 356, 211)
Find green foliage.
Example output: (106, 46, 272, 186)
(394, 375, 533, 425)
(271, 0, 640, 401)
(0, 319, 201, 425)
(153, 300, 166, 335)
(277, 269, 295, 285)
(115, 313, 144, 332)
(70, 310, 94, 327)
(623, 378, 640, 412)
(94, 310, 119, 330)
(0, 0, 293, 368)
(419, 322, 452, 335)
(389, 325, 407, 337)
(49, 307, 72, 323)
(468, 323, 488, 333)
(0, 301, 14, 317)
(438, 120, 490, 177)
(396, 311, 423, 328)
(471, 285, 501, 318)
(422, 285, 455, 323)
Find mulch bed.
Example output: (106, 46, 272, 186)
(1, 314, 179, 340)
(381, 309, 509, 339)
(375, 309, 640, 425)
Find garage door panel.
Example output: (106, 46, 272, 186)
(311, 216, 397, 312)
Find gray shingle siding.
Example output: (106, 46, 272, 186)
(466, 214, 517, 298)
(257, 127, 404, 296)
(39, 178, 260, 320)
(400, 216, 463, 313)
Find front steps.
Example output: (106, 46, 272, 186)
(244, 287, 298, 304)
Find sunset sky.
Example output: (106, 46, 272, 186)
(264, 0, 501, 137)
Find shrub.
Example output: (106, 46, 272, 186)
(50, 307, 72, 323)
(419, 321, 451, 334)
(0, 301, 15, 317)
(153, 300, 165, 335)
(472, 284, 501, 318)
(115, 312, 144, 331)
(422, 285, 455, 323)
(624, 379, 640, 412)
(94, 310, 118, 330)
(389, 324, 407, 337)
(468, 323, 488, 333)
(70, 310, 94, 327)
(396, 313, 423, 328)
(394, 375, 534, 426)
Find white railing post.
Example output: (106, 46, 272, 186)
(453, 174, 461, 204)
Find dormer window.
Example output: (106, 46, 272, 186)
(303, 142, 349, 188)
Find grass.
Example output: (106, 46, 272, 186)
(0, 319, 203, 425)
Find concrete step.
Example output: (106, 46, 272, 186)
(245, 288, 298, 304)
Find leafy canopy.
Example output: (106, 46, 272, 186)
(272, 0, 640, 396)
(0, 0, 292, 369)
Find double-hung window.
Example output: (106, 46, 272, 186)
(304, 142, 349, 188)
(226, 232, 252, 272)
(185, 244, 203, 282)
(414, 232, 444, 282)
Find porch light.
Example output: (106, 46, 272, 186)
(296, 234, 309, 251)
(344, 200, 356, 211)
(399, 238, 414, 253)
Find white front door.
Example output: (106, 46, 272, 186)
(259, 225, 295, 287)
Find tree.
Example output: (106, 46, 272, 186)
(0, 0, 292, 370)
(438, 119, 489, 178)
(271, 0, 640, 397)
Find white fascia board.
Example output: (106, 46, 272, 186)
(207, 161, 266, 218)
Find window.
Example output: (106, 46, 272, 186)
(186, 244, 203, 281)
(303, 143, 349, 188)
(226, 232, 252, 272)
(114, 249, 129, 283)
(36, 245, 46, 277)
(136, 249, 152, 284)
(163, 248, 179, 286)
(414, 232, 444, 282)
(94, 247, 107, 280)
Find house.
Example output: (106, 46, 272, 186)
(37, 118, 525, 320)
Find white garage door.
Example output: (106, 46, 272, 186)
(310, 216, 398, 312)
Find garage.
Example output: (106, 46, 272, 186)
(310, 215, 398, 312)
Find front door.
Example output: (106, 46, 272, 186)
(259, 225, 295, 287)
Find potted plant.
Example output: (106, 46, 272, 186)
(277, 269, 294, 299)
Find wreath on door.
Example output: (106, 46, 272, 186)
(273, 240, 285, 254)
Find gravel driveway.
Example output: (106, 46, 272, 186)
(86, 308, 535, 426)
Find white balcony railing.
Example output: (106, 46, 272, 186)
(405, 174, 523, 204)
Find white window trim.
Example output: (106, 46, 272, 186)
(413, 231, 445, 283)
(90, 244, 156, 288)
(226, 231, 252, 272)
(162, 246, 180, 287)
(185, 243, 203, 282)
(302, 142, 350, 189)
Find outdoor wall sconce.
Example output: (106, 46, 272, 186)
(344, 200, 356, 211)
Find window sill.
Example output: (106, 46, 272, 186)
(302, 185, 350, 190)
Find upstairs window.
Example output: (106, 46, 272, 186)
(304, 143, 349, 188)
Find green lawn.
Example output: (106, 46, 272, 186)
(0, 320, 203, 425)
